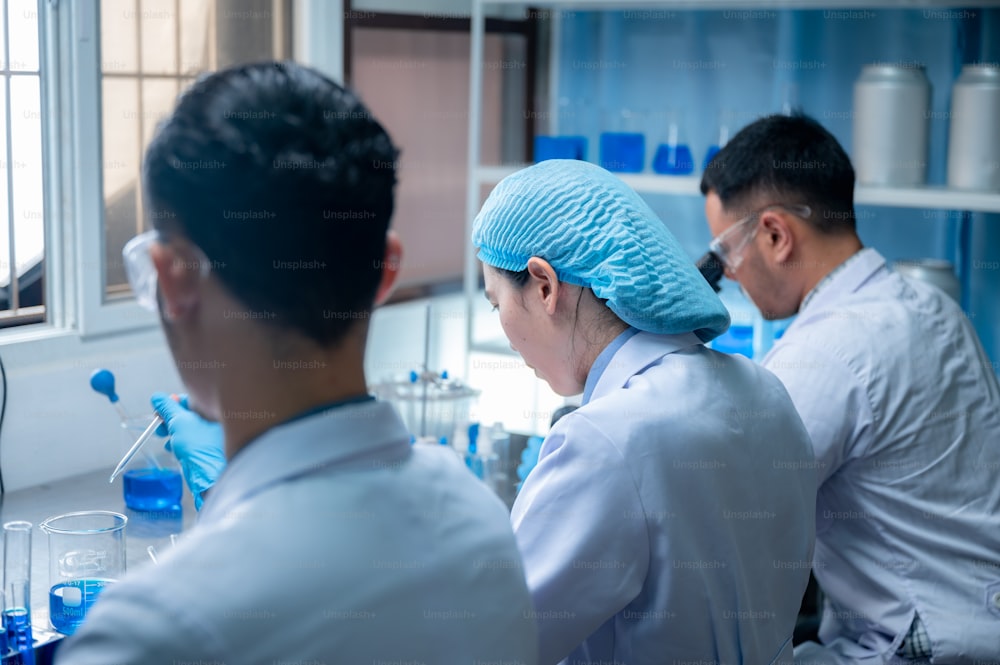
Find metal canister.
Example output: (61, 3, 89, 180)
(947, 64, 1000, 191)
(853, 64, 931, 186)
(893, 259, 961, 303)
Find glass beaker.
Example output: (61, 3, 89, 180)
(120, 416, 183, 513)
(599, 108, 646, 173)
(38, 511, 127, 636)
(704, 108, 734, 171)
(652, 109, 695, 175)
(533, 96, 588, 162)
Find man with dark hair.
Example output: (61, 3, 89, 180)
(701, 113, 1000, 664)
(55, 61, 538, 664)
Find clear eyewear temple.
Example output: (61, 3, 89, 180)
(709, 204, 812, 268)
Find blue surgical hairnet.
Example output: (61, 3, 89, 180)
(473, 160, 730, 342)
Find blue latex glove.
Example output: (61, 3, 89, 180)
(516, 435, 544, 490)
(151, 392, 227, 510)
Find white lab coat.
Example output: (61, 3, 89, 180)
(56, 400, 539, 665)
(763, 249, 1000, 665)
(512, 330, 817, 665)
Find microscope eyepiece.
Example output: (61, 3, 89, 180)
(696, 251, 725, 293)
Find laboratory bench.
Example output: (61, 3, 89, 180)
(0, 467, 198, 663)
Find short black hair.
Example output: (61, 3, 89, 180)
(143, 61, 399, 346)
(700, 113, 856, 234)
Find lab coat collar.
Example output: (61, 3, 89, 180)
(589, 330, 704, 401)
(582, 327, 640, 404)
(800, 247, 886, 315)
(198, 399, 410, 522)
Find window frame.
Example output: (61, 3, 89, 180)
(0, 0, 336, 351)
(59, 0, 159, 340)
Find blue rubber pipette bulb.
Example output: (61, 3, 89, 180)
(90, 368, 119, 403)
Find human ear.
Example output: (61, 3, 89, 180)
(374, 230, 403, 306)
(150, 241, 203, 321)
(525, 257, 560, 315)
(759, 212, 794, 264)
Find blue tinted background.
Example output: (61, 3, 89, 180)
(549, 7, 1000, 364)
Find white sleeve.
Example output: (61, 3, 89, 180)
(511, 413, 650, 665)
(762, 342, 874, 484)
(54, 576, 222, 665)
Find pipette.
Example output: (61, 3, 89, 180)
(91, 368, 163, 472)
(108, 414, 165, 484)
(89, 369, 130, 423)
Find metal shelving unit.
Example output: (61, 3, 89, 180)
(465, 0, 1000, 357)
(475, 164, 1000, 213)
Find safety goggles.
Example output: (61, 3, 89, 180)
(122, 230, 212, 311)
(708, 203, 811, 272)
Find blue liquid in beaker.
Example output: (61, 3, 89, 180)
(599, 132, 645, 173)
(3, 608, 33, 663)
(49, 579, 112, 635)
(704, 145, 722, 170)
(534, 135, 587, 162)
(123, 468, 183, 512)
(652, 143, 695, 175)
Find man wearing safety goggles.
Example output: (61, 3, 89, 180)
(55, 62, 538, 665)
(701, 113, 1000, 665)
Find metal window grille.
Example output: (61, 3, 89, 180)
(101, 0, 291, 300)
(0, 0, 45, 328)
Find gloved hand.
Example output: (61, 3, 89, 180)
(516, 435, 544, 489)
(151, 392, 227, 510)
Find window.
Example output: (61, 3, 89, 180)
(0, 0, 44, 328)
(100, 0, 292, 301)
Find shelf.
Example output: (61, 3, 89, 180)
(476, 164, 704, 194)
(476, 166, 1000, 213)
(479, 0, 982, 9)
(854, 186, 1000, 213)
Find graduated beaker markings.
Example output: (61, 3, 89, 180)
(58, 549, 109, 576)
(40, 511, 127, 636)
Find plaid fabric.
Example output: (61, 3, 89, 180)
(897, 614, 933, 659)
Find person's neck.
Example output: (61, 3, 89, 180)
(577, 319, 629, 384)
(797, 234, 864, 307)
(213, 335, 370, 459)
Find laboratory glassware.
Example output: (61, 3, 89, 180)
(371, 370, 479, 448)
(90, 368, 182, 510)
(533, 97, 588, 162)
(599, 108, 645, 173)
(39, 511, 127, 635)
(703, 109, 734, 171)
(853, 64, 930, 186)
(115, 416, 182, 512)
(3, 521, 34, 664)
(652, 109, 694, 175)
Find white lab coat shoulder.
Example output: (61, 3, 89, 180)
(767, 249, 1000, 663)
(56, 401, 539, 665)
(514, 331, 816, 665)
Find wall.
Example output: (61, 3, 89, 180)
(0, 290, 560, 492)
(351, 0, 526, 19)
(0, 330, 181, 493)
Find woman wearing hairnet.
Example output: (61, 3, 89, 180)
(475, 159, 817, 665)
